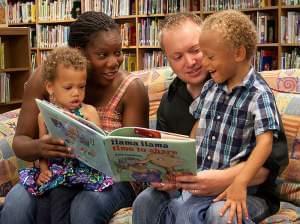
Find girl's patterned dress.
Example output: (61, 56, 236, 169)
(19, 105, 113, 196)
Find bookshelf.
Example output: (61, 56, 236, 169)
(6, 0, 300, 71)
(0, 27, 31, 113)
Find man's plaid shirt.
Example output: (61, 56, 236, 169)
(190, 68, 280, 171)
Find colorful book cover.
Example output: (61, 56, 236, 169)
(0, 0, 6, 26)
(36, 99, 197, 182)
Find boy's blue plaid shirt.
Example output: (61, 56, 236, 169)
(190, 68, 280, 171)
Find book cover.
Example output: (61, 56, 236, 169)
(36, 99, 197, 182)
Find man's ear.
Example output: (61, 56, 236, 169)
(234, 45, 247, 62)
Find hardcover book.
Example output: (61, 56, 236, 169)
(36, 99, 197, 182)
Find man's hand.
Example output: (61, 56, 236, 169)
(175, 169, 230, 196)
(213, 181, 249, 224)
(150, 182, 177, 192)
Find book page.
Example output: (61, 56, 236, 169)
(35, 99, 114, 176)
(105, 135, 197, 182)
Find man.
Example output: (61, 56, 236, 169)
(132, 12, 288, 224)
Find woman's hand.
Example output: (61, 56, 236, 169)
(37, 135, 74, 159)
(175, 169, 231, 196)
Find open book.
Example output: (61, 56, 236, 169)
(36, 99, 197, 182)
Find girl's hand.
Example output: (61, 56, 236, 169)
(213, 182, 249, 224)
(37, 134, 74, 159)
(37, 170, 52, 185)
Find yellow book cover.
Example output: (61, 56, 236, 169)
(128, 54, 137, 72)
(31, 4, 36, 22)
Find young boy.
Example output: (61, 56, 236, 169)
(176, 10, 281, 224)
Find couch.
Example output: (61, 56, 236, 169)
(0, 67, 299, 223)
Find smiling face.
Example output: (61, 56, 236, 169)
(46, 64, 87, 110)
(199, 30, 243, 88)
(84, 29, 123, 85)
(162, 20, 208, 86)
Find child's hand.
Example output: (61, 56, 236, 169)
(37, 170, 52, 186)
(213, 182, 248, 224)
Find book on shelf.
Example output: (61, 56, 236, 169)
(36, 99, 197, 182)
(0, 0, 7, 26)
(0, 73, 10, 103)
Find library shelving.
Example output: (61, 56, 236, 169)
(0, 27, 31, 113)
(6, 0, 300, 71)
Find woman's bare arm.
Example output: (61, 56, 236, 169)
(122, 78, 149, 128)
(13, 67, 70, 161)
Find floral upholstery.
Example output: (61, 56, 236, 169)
(0, 67, 299, 223)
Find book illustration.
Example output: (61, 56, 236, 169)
(113, 151, 185, 182)
(36, 99, 197, 182)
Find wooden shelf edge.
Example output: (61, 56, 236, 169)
(0, 67, 30, 72)
(0, 100, 22, 105)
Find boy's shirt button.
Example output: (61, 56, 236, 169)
(217, 115, 221, 120)
(207, 155, 211, 160)
(212, 136, 216, 140)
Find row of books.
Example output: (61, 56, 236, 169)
(282, 0, 300, 5)
(82, 0, 135, 16)
(281, 48, 300, 69)
(138, 18, 161, 46)
(143, 51, 168, 70)
(37, 51, 138, 72)
(0, 73, 10, 104)
(281, 12, 300, 44)
(120, 23, 136, 47)
(37, 25, 69, 48)
(254, 49, 277, 72)
(121, 53, 137, 72)
(203, 0, 275, 11)
(38, 0, 75, 22)
(138, 0, 200, 15)
(257, 13, 275, 43)
(7, 1, 36, 24)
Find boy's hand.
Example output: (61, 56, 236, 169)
(37, 170, 52, 186)
(213, 182, 248, 224)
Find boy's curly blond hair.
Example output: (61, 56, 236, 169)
(202, 10, 257, 60)
(159, 12, 202, 50)
(42, 47, 87, 82)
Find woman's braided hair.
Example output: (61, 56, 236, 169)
(68, 11, 119, 48)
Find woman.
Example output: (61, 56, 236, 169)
(1, 11, 149, 224)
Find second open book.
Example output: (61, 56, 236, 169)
(36, 99, 197, 182)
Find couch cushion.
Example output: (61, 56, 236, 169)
(261, 201, 300, 223)
(262, 70, 300, 209)
(261, 69, 300, 93)
(131, 67, 175, 129)
(0, 109, 20, 197)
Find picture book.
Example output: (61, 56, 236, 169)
(36, 99, 197, 182)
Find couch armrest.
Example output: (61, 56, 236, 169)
(0, 109, 20, 197)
